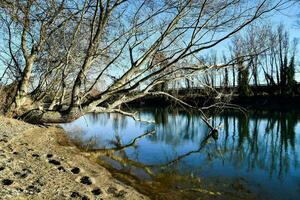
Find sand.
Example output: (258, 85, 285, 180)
(0, 116, 149, 200)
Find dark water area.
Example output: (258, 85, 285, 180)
(60, 108, 300, 200)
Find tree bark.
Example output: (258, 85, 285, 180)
(11, 56, 35, 110)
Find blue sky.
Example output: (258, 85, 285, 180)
(273, 3, 299, 40)
(0, 3, 299, 82)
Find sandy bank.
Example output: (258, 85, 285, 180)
(0, 116, 149, 200)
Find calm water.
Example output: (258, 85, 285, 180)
(61, 108, 300, 200)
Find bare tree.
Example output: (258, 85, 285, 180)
(0, 0, 292, 124)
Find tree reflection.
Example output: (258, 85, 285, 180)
(102, 109, 300, 182)
(64, 109, 300, 186)
(218, 111, 299, 180)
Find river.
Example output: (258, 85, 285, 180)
(60, 108, 300, 200)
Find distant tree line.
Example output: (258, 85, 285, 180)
(168, 24, 298, 97)
(230, 24, 298, 96)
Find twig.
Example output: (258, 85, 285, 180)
(149, 91, 215, 130)
(110, 108, 155, 124)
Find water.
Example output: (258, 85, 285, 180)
(60, 108, 300, 200)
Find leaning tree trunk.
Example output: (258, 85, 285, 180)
(19, 104, 105, 124)
(10, 57, 35, 111)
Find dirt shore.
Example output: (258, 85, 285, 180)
(0, 116, 149, 200)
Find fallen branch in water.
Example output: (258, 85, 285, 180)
(109, 109, 155, 124)
(149, 91, 215, 130)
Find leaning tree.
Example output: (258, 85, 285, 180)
(0, 0, 292, 124)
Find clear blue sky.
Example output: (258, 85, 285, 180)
(0, 3, 299, 82)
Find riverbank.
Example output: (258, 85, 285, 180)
(0, 115, 148, 200)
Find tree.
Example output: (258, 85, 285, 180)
(227, 23, 298, 96)
(0, 0, 292, 123)
(237, 62, 252, 97)
(230, 35, 252, 96)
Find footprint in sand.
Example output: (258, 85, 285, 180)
(16, 187, 24, 192)
(91, 188, 102, 196)
(0, 139, 8, 143)
(57, 166, 66, 172)
(70, 191, 81, 198)
(14, 168, 32, 179)
(70, 191, 90, 200)
(25, 185, 41, 195)
(71, 167, 80, 174)
(48, 159, 61, 165)
(1, 179, 13, 186)
(46, 154, 53, 158)
(46, 154, 61, 165)
(32, 153, 40, 158)
(81, 195, 90, 200)
(46, 154, 81, 174)
(14, 172, 28, 179)
(80, 176, 92, 185)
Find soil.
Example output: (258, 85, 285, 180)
(0, 116, 149, 200)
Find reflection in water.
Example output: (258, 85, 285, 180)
(61, 109, 300, 200)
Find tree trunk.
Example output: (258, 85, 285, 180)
(11, 57, 35, 110)
(19, 104, 109, 124)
